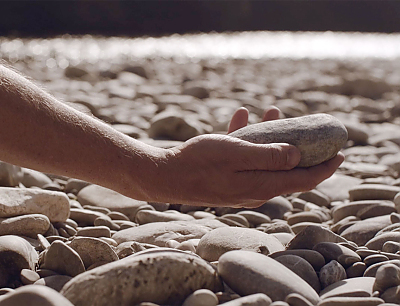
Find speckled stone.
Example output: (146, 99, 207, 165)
(319, 260, 347, 289)
(229, 114, 347, 167)
(0, 187, 70, 222)
(61, 249, 222, 306)
(196, 227, 284, 261)
(0, 214, 50, 238)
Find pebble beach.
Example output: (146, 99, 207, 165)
(1, 31, 400, 305)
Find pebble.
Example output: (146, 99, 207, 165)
(20, 269, 40, 285)
(0, 161, 22, 187)
(346, 262, 367, 278)
(319, 260, 347, 289)
(316, 174, 363, 202)
(287, 212, 323, 226)
(20, 168, 52, 188)
(68, 236, 118, 269)
(285, 293, 314, 306)
(349, 184, 400, 201)
(287, 224, 347, 250)
(313, 242, 361, 268)
(274, 254, 321, 292)
(230, 113, 347, 167)
(61, 249, 222, 306)
(0, 214, 50, 238)
(34, 275, 73, 292)
(254, 196, 293, 220)
(297, 190, 331, 207)
(219, 293, 272, 306)
(218, 250, 320, 304)
(0, 285, 74, 306)
(196, 227, 284, 261)
(77, 184, 147, 221)
(373, 263, 400, 293)
(182, 289, 219, 306)
(269, 249, 326, 271)
(317, 296, 384, 306)
(332, 200, 394, 223)
(236, 211, 271, 227)
(41, 240, 85, 277)
(0, 187, 70, 222)
(69, 208, 107, 226)
(112, 220, 226, 246)
(76, 225, 111, 238)
(135, 209, 195, 224)
(365, 232, 400, 250)
(0, 235, 38, 287)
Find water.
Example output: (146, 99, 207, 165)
(1, 31, 400, 66)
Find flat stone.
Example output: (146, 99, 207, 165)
(218, 250, 320, 304)
(346, 262, 367, 278)
(373, 263, 400, 293)
(135, 210, 195, 224)
(42, 240, 85, 277)
(20, 168, 52, 188)
(0, 235, 38, 287)
(349, 184, 400, 201)
(20, 269, 40, 285)
(77, 184, 147, 221)
(287, 212, 322, 226)
(61, 249, 222, 306)
(332, 200, 394, 223)
(319, 277, 375, 299)
(34, 275, 73, 292)
(254, 196, 293, 220)
(365, 232, 400, 251)
(0, 285, 74, 306)
(357, 203, 396, 220)
(0, 187, 70, 222)
(196, 227, 284, 261)
(318, 297, 384, 306)
(112, 220, 227, 246)
(297, 190, 330, 207)
(340, 215, 392, 246)
(274, 254, 321, 293)
(182, 289, 218, 306)
(313, 242, 361, 268)
(229, 114, 347, 167)
(287, 224, 347, 250)
(364, 260, 400, 277)
(0, 214, 50, 238)
(218, 293, 272, 306)
(76, 226, 111, 238)
(68, 237, 118, 269)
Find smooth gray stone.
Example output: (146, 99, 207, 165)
(229, 114, 347, 167)
(365, 232, 400, 250)
(269, 249, 326, 271)
(287, 224, 347, 250)
(340, 215, 392, 246)
(68, 237, 118, 269)
(135, 210, 195, 224)
(364, 260, 400, 277)
(319, 277, 375, 299)
(0, 285, 74, 306)
(34, 275, 73, 292)
(373, 264, 400, 293)
(219, 293, 272, 306)
(77, 184, 147, 221)
(319, 260, 346, 289)
(196, 227, 284, 261)
(349, 184, 400, 201)
(42, 240, 85, 277)
(381, 286, 400, 304)
(274, 254, 321, 293)
(0, 214, 50, 238)
(237, 211, 271, 227)
(313, 242, 361, 268)
(61, 249, 222, 306)
(332, 200, 394, 223)
(0, 235, 38, 287)
(218, 250, 320, 304)
(254, 196, 293, 220)
(112, 220, 227, 246)
(0, 187, 70, 222)
(318, 296, 384, 306)
(182, 289, 218, 306)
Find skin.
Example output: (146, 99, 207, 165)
(0, 64, 344, 208)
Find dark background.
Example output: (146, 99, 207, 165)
(0, 1, 399, 37)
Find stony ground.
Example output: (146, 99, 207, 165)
(1, 47, 400, 305)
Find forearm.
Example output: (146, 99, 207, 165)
(0, 65, 165, 200)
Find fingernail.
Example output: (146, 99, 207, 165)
(287, 147, 300, 168)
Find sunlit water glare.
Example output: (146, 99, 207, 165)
(1, 31, 400, 67)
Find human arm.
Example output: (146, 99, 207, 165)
(0, 64, 343, 207)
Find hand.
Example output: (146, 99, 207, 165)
(151, 106, 344, 208)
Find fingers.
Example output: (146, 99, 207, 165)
(246, 153, 345, 200)
(236, 142, 301, 171)
(262, 106, 282, 122)
(228, 107, 249, 133)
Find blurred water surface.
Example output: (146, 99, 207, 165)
(1, 31, 399, 67)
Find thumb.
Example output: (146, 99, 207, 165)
(238, 143, 301, 171)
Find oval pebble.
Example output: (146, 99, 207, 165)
(0, 214, 50, 238)
(76, 225, 111, 238)
(218, 250, 320, 304)
(270, 249, 326, 271)
(135, 209, 195, 224)
(349, 184, 400, 201)
(196, 227, 284, 261)
(319, 277, 375, 299)
(317, 296, 384, 306)
(219, 293, 272, 306)
(182, 289, 218, 306)
(229, 113, 347, 167)
(34, 275, 73, 292)
(61, 249, 222, 306)
(319, 260, 347, 289)
(313, 242, 361, 268)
